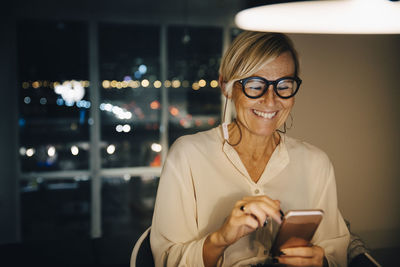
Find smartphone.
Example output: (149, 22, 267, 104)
(270, 209, 324, 257)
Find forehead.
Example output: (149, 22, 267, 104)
(253, 52, 295, 79)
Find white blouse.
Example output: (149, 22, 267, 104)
(150, 126, 349, 267)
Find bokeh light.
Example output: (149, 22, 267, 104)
(154, 80, 162, 88)
(102, 80, 110, 89)
(141, 79, 150, 87)
(47, 146, 56, 157)
(71, 145, 79, 156)
(150, 100, 161, 110)
(164, 80, 171, 88)
(172, 80, 181, 88)
(210, 80, 218, 88)
(122, 124, 131, 132)
(169, 106, 179, 116)
(26, 148, 35, 157)
(199, 79, 206, 87)
(107, 144, 116, 154)
(192, 82, 200, 90)
(151, 143, 162, 152)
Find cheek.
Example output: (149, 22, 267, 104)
(234, 96, 255, 115)
(282, 98, 295, 110)
(233, 91, 250, 111)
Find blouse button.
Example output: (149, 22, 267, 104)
(254, 189, 260, 194)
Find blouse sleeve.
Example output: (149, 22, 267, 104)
(150, 138, 206, 267)
(311, 155, 350, 267)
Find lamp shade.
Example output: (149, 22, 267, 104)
(235, 0, 400, 34)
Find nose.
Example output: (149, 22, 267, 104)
(259, 85, 277, 105)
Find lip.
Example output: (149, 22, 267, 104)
(252, 109, 278, 119)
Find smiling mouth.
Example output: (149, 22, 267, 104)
(253, 109, 277, 119)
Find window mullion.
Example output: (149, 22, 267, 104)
(221, 26, 232, 124)
(160, 24, 169, 165)
(89, 20, 102, 239)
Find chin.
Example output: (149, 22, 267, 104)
(249, 126, 276, 137)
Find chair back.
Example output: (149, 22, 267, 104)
(130, 227, 154, 267)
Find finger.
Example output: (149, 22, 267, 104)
(281, 247, 314, 258)
(257, 202, 282, 224)
(231, 202, 260, 227)
(243, 195, 281, 210)
(239, 213, 260, 231)
(234, 200, 247, 209)
(282, 246, 325, 258)
(242, 200, 277, 225)
(277, 256, 315, 267)
(252, 196, 282, 222)
(279, 246, 325, 267)
(262, 196, 281, 210)
(235, 202, 267, 227)
(240, 196, 281, 216)
(243, 203, 268, 227)
(243, 200, 282, 224)
(236, 197, 282, 224)
(233, 200, 248, 216)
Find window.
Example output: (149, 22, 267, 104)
(101, 175, 159, 238)
(18, 20, 224, 241)
(99, 23, 161, 168)
(18, 20, 90, 172)
(21, 177, 91, 240)
(167, 26, 222, 144)
(18, 20, 91, 240)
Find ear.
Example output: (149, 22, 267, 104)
(219, 75, 230, 98)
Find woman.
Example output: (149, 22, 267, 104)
(150, 31, 349, 267)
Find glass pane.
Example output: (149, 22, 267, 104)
(231, 27, 242, 41)
(17, 20, 90, 172)
(20, 176, 91, 241)
(99, 24, 161, 167)
(168, 26, 222, 145)
(101, 175, 159, 239)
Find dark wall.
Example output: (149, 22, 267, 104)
(0, 19, 20, 244)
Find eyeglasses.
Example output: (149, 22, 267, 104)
(238, 76, 302, 99)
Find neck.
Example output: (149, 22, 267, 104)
(227, 121, 280, 159)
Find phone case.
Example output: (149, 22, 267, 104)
(270, 209, 324, 257)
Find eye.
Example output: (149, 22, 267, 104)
(277, 80, 294, 91)
(245, 79, 266, 91)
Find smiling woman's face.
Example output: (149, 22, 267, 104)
(232, 51, 296, 137)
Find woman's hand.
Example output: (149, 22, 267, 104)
(203, 195, 282, 267)
(215, 196, 283, 246)
(276, 245, 327, 267)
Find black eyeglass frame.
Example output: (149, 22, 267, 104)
(238, 76, 302, 99)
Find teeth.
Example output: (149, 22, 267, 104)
(253, 109, 277, 119)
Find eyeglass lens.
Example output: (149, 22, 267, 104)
(243, 78, 299, 98)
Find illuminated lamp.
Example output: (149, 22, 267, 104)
(235, 0, 400, 34)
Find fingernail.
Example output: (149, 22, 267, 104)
(279, 250, 286, 256)
(272, 257, 279, 264)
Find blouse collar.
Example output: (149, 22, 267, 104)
(217, 126, 290, 185)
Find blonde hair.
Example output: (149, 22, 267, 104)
(219, 31, 299, 96)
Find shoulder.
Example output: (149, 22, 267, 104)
(161, 127, 221, 181)
(168, 127, 221, 158)
(284, 135, 331, 166)
(284, 136, 335, 191)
